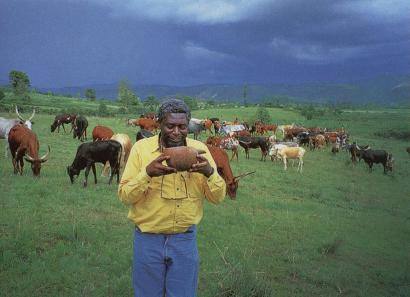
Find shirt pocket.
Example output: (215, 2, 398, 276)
(183, 172, 205, 199)
(159, 174, 188, 200)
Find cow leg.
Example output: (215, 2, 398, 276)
(18, 158, 24, 175)
(298, 157, 303, 173)
(12, 157, 18, 174)
(91, 163, 97, 184)
(83, 163, 92, 187)
(283, 157, 287, 170)
(62, 124, 66, 133)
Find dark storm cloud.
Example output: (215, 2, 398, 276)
(0, 0, 409, 87)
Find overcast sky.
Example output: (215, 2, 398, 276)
(1, 0, 409, 88)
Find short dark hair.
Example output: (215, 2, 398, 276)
(157, 99, 191, 123)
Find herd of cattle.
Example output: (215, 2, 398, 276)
(0, 107, 406, 199)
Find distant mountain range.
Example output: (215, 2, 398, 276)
(37, 74, 410, 105)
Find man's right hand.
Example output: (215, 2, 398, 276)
(146, 154, 177, 177)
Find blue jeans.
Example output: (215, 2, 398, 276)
(133, 225, 199, 297)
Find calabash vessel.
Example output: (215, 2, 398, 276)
(163, 146, 206, 171)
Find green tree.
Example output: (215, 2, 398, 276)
(0, 90, 5, 101)
(85, 88, 96, 101)
(9, 70, 31, 99)
(118, 80, 140, 107)
(98, 102, 109, 116)
(183, 96, 198, 110)
(144, 95, 159, 111)
(250, 106, 271, 124)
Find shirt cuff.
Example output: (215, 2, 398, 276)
(206, 167, 218, 183)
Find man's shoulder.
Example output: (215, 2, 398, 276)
(187, 138, 208, 150)
(133, 135, 158, 150)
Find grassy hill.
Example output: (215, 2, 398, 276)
(1, 94, 410, 296)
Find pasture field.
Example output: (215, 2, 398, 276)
(1, 106, 410, 297)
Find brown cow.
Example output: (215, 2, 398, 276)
(203, 119, 213, 135)
(206, 144, 254, 199)
(8, 125, 50, 176)
(133, 118, 159, 132)
(206, 135, 239, 161)
(92, 125, 114, 141)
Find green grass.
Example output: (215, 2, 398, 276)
(1, 103, 410, 297)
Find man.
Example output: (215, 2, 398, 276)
(118, 99, 226, 297)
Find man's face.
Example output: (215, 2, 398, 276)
(161, 113, 189, 148)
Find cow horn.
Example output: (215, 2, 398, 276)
(40, 145, 51, 163)
(28, 108, 36, 121)
(15, 105, 25, 121)
(234, 171, 256, 181)
(24, 153, 35, 163)
(239, 140, 252, 145)
(197, 149, 206, 155)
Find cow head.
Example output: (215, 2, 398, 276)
(227, 171, 256, 200)
(67, 165, 80, 183)
(16, 106, 35, 129)
(50, 121, 58, 132)
(386, 154, 394, 172)
(24, 145, 50, 176)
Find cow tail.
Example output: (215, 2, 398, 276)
(116, 145, 123, 173)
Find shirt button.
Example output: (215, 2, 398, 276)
(177, 205, 180, 207)
(176, 188, 179, 191)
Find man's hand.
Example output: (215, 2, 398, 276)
(189, 155, 214, 178)
(146, 154, 177, 177)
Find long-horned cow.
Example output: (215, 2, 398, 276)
(206, 144, 254, 199)
(0, 106, 36, 157)
(8, 125, 50, 176)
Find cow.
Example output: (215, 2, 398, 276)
(360, 149, 394, 174)
(284, 127, 307, 141)
(206, 135, 240, 161)
(133, 118, 159, 132)
(349, 143, 370, 163)
(8, 125, 50, 176)
(136, 129, 154, 142)
(92, 125, 114, 141)
(50, 113, 76, 133)
(269, 143, 289, 161)
(309, 134, 326, 150)
(67, 140, 122, 187)
(72, 115, 88, 142)
(203, 119, 213, 135)
(0, 106, 36, 157)
(276, 147, 306, 172)
(331, 140, 340, 154)
(206, 144, 255, 199)
(188, 120, 206, 140)
(238, 136, 269, 161)
(277, 123, 295, 138)
(102, 133, 132, 177)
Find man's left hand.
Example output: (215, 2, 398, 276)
(189, 155, 214, 177)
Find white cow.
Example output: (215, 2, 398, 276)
(0, 106, 35, 157)
(276, 147, 306, 172)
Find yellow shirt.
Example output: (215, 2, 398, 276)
(118, 135, 226, 234)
